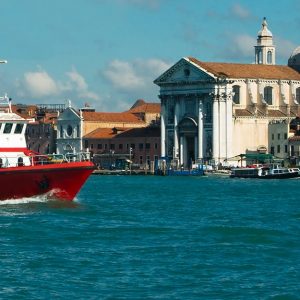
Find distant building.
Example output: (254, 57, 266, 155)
(56, 99, 161, 157)
(12, 103, 62, 154)
(83, 126, 160, 169)
(154, 18, 300, 167)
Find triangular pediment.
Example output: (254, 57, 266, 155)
(58, 107, 80, 121)
(154, 57, 215, 85)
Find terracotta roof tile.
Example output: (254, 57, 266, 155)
(289, 135, 300, 141)
(83, 126, 160, 139)
(128, 103, 160, 114)
(83, 128, 122, 139)
(267, 110, 286, 117)
(234, 109, 253, 117)
(82, 112, 144, 123)
(188, 57, 300, 81)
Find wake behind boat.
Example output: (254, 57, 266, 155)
(230, 164, 300, 179)
(0, 95, 95, 201)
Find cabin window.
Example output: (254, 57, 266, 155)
(232, 85, 240, 104)
(14, 124, 24, 134)
(264, 86, 273, 105)
(3, 123, 13, 134)
(296, 88, 300, 103)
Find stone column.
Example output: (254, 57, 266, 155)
(174, 97, 180, 159)
(225, 91, 233, 160)
(219, 94, 226, 161)
(212, 93, 220, 163)
(198, 98, 203, 160)
(180, 136, 184, 165)
(160, 96, 166, 158)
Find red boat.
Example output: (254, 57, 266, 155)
(0, 95, 95, 201)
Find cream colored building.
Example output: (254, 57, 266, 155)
(154, 18, 300, 167)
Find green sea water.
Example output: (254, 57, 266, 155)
(0, 175, 300, 299)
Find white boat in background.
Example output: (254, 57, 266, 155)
(230, 164, 300, 179)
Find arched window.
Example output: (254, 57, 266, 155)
(296, 87, 300, 104)
(264, 86, 273, 105)
(267, 51, 272, 64)
(67, 125, 73, 137)
(232, 85, 240, 104)
(257, 50, 262, 64)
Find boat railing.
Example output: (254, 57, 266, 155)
(0, 152, 91, 168)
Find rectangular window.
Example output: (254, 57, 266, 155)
(84, 140, 88, 148)
(104, 144, 107, 149)
(3, 123, 13, 134)
(270, 146, 275, 155)
(110, 144, 115, 150)
(285, 145, 288, 153)
(139, 143, 143, 150)
(91, 144, 94, 149)
(139, 155, 143, 164)
(271, 134, 274, 140)
(146, 143, 150, 149)
(14, 124, 24, 134)
(277, 145, 280, 153)
(130, 143, 135, 149)
(155, 143, 158, 149)
(284, 133, 287, 139)
(97, 144, 102, 149)
(277, 133, 280, 140)
(119, 144, 123, 150)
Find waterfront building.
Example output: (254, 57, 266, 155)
(56, 99, 160, 156)
(154, 18, 300, 167)
(12, 103, 62, 154)
(83, 125, 160, 169)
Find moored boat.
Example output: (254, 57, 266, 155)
(0, 95, 95, 201)
(230, 164, 300, 179)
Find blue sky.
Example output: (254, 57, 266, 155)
(0, 0, 299, 112)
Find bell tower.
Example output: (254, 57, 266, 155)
(254, 17, 275, 65)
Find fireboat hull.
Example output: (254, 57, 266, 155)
(0, 161, 95, 201)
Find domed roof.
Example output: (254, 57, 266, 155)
(258, 17, 273, 37)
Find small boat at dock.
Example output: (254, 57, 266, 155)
(230, 164, 300, 179)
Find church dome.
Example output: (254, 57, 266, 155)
(288, 46, 300, 72)
(258, 17, 273, 37)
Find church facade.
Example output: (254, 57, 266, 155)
(154, 18, 300, 167)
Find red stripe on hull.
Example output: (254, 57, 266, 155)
(0, 161, 95, 201)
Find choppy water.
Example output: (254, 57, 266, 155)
(1, 175, 300, 299)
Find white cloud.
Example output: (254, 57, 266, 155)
(103, 59, 145, 91)
(66, 67, 88, 91)
(275, 37, 298, 61)
(24, 70, 59, 97)
(103, 58, 170, 92)
(20, 67, 100, 103)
